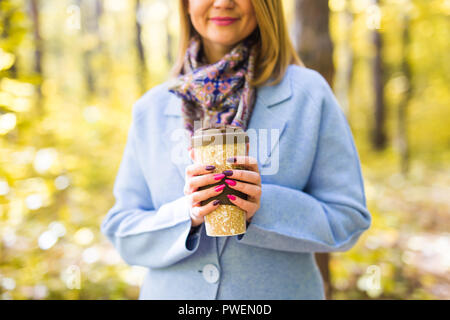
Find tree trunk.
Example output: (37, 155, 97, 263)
(397, 13, 412, 175)
(294, 0, 335, 300)
(135, 0, 147, 94)
(78, 0, 103, 100)
(1, 0, 18, 78)
(166, 2, 174, 66)
(372, 0, 387, 150)
(334, 2, 354, 118)
(30, 0, 43, 113)
(294, 0, 335, 81)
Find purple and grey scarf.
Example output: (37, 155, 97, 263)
(168, 32, 258, 138)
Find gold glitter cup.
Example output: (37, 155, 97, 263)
(191, 124, 249, 237)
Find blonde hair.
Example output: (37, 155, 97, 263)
(169, 0, 304, 87)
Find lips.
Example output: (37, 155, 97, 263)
(210, 17, 239, 21)
(210, 17, 238, 26)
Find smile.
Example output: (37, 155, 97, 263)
(210, 18, 238, 26)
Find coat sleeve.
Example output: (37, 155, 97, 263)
(236, 76, 371, 253)
(100, 103, 202, 269)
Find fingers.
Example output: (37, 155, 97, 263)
(188, 183, 225, 224)
(223, 169, 261, 186)
(184, 164, 218, 195)
(224, 179, 261, 199)
(185, 163, 216, 178)
(185, 172, 226, 195)
(190, 184, 225, 205)
(190, 198, 221, 222)
(225, 194, 259, 216)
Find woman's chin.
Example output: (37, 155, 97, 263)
(207, 35, 242, 46)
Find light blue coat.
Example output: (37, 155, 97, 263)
(101, 65, 371, 300)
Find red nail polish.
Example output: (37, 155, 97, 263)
(225, 179, 236, 186)
(214, 173, 225, 180)
(214, 184, 225, 192)
(227, 194, 236, 201)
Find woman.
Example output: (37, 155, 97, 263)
(101, 0, 371, 300)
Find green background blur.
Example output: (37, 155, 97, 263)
(0, 0, 449, 299)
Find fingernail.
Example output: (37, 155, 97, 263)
(213, 200, 220, 205)
(225, 179, 236, 186)
(205, 165, 215, 170)
(227, 194, 236, 201)
(214, 184, 225, 192)
(214, 173, 225, 180)
(226, 157, 236, 163)
(222, 170, 233, 176)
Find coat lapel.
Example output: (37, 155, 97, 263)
(247, 72, 292, 168)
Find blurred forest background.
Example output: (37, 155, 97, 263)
(0, 0, 449, 300)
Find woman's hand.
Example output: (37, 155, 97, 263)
(184, 163, 226, 227)
(223, 156, 262, 223)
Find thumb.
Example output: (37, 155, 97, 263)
(188, 147, 195, 162)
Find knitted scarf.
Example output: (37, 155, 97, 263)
(168, 32, 258, 140)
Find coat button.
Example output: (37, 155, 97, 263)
(202, 264, 220, 284)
